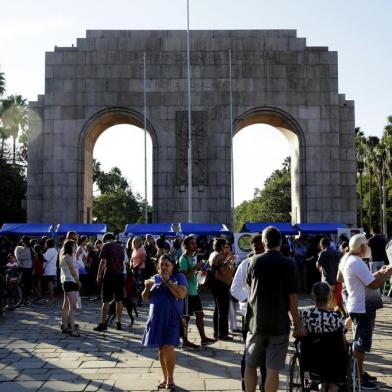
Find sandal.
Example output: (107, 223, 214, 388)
(157, 380, 166, 389)
(166, 382, 176, 390)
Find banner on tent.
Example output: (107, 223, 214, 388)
(233, 232, 258, 262)
(337, 227, 364, 240)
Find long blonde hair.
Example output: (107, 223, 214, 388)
(132, 236, 142, 250)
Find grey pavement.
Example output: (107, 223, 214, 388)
(0, 293, 391, 391)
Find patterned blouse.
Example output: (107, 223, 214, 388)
(300, 307, 344, 334)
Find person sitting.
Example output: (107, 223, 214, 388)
(300, 281, 346, 392)
(300, 281, 345, 335)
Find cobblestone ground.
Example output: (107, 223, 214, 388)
(0, 293, 391, 391)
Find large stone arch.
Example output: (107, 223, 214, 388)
(27, 30, 356, 227)
(77, 107, 157, 223)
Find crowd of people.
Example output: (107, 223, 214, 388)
(0, 225, 392, 391)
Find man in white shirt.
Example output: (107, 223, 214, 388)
(340, 234, 392, 390)
(230, 234, 264, 391)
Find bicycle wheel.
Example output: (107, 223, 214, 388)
(288, 353, 302, 392)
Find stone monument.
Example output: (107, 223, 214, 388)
(27, 30, 356, 227)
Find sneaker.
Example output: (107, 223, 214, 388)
(361, 379, 377, 390)
(182, 341, 200, 350)
(363, 372, 378, 382)
(93, 323, 107, 332)
(116, 322, 122, 331)
(201, 337, 216, 345)
(218, 335, 234, 341)
(61, 323, 79, 331)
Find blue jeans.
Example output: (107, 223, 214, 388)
(350, 311, 376, 353)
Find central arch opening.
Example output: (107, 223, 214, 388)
(233, 108, 306, 229)
(80, 108, 156, 227)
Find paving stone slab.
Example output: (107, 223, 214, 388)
(39, 380, 89, 391)
(0, 297, 391, 391)
(0, 381, 43, 392)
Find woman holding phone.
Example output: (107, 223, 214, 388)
(142, 254, 188, 390)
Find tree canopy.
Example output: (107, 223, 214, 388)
(0, 157, 26, 223)
(92, 160, 147, 233)
(356, 117, 392, 233)
(234, 157, 291, 231)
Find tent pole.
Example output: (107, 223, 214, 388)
(143, 52, 148, 223)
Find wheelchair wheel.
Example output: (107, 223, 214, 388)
(346, 357, 361, 392)
(288, 353, 302, 392)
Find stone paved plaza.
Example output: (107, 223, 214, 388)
(0, 294, 391, 391)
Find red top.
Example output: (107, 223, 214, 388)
(34, 254, 45, 277)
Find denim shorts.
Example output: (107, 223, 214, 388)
(245, 332, 289, 370)
(350, 311, 376, 353)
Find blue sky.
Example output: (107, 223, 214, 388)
(1, 0, 391, 204)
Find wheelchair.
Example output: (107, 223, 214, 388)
(287, 331, 361, 392)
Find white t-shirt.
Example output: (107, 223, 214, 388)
(230, 257, 250, 316)
(208, 250, 219, 266)
(341, 254, 375, 314)
(43, 248, 58, 276)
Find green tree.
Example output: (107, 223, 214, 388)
(0, 156, 26, 224)
(0, 71, 5, 96)
(234, 157, 291, 231)
(93, 189, 142, 233)
(1, 95, 28, 164)
(95, 166, 128, 194)
(355, 118, 392, 234)
(382, 116, 392, 178)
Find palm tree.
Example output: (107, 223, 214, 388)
(282, 156, 291, 173)
(355, 128, 366, 226)
(382, 116, 392, 178)
(364, 136, 380, 230)
(0, 95, 28, 164)
(0, 71, 5, 96)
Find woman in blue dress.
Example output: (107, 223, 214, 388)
(142, 254, 188, 390)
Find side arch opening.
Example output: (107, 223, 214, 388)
(78, 107, 157, 224)
(233, 107, 306, 225)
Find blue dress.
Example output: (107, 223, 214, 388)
(142, 273, 188, 347)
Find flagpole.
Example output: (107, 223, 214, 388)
(187, 0, 192, 223)
(229, 49, 234, 229)
(143, 52, 148, 223)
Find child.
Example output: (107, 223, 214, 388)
(6, 254, 19, 284)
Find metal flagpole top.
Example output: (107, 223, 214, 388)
(187, 0, 192, 223)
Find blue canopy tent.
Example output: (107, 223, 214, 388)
(178, 223, 232, 236)
(124, 223, 176, 237)
(55, 224, 107, 236)
(0, 223, 54, 236)
(295, 223, 347, 234)
(240, 222, 298, 235)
